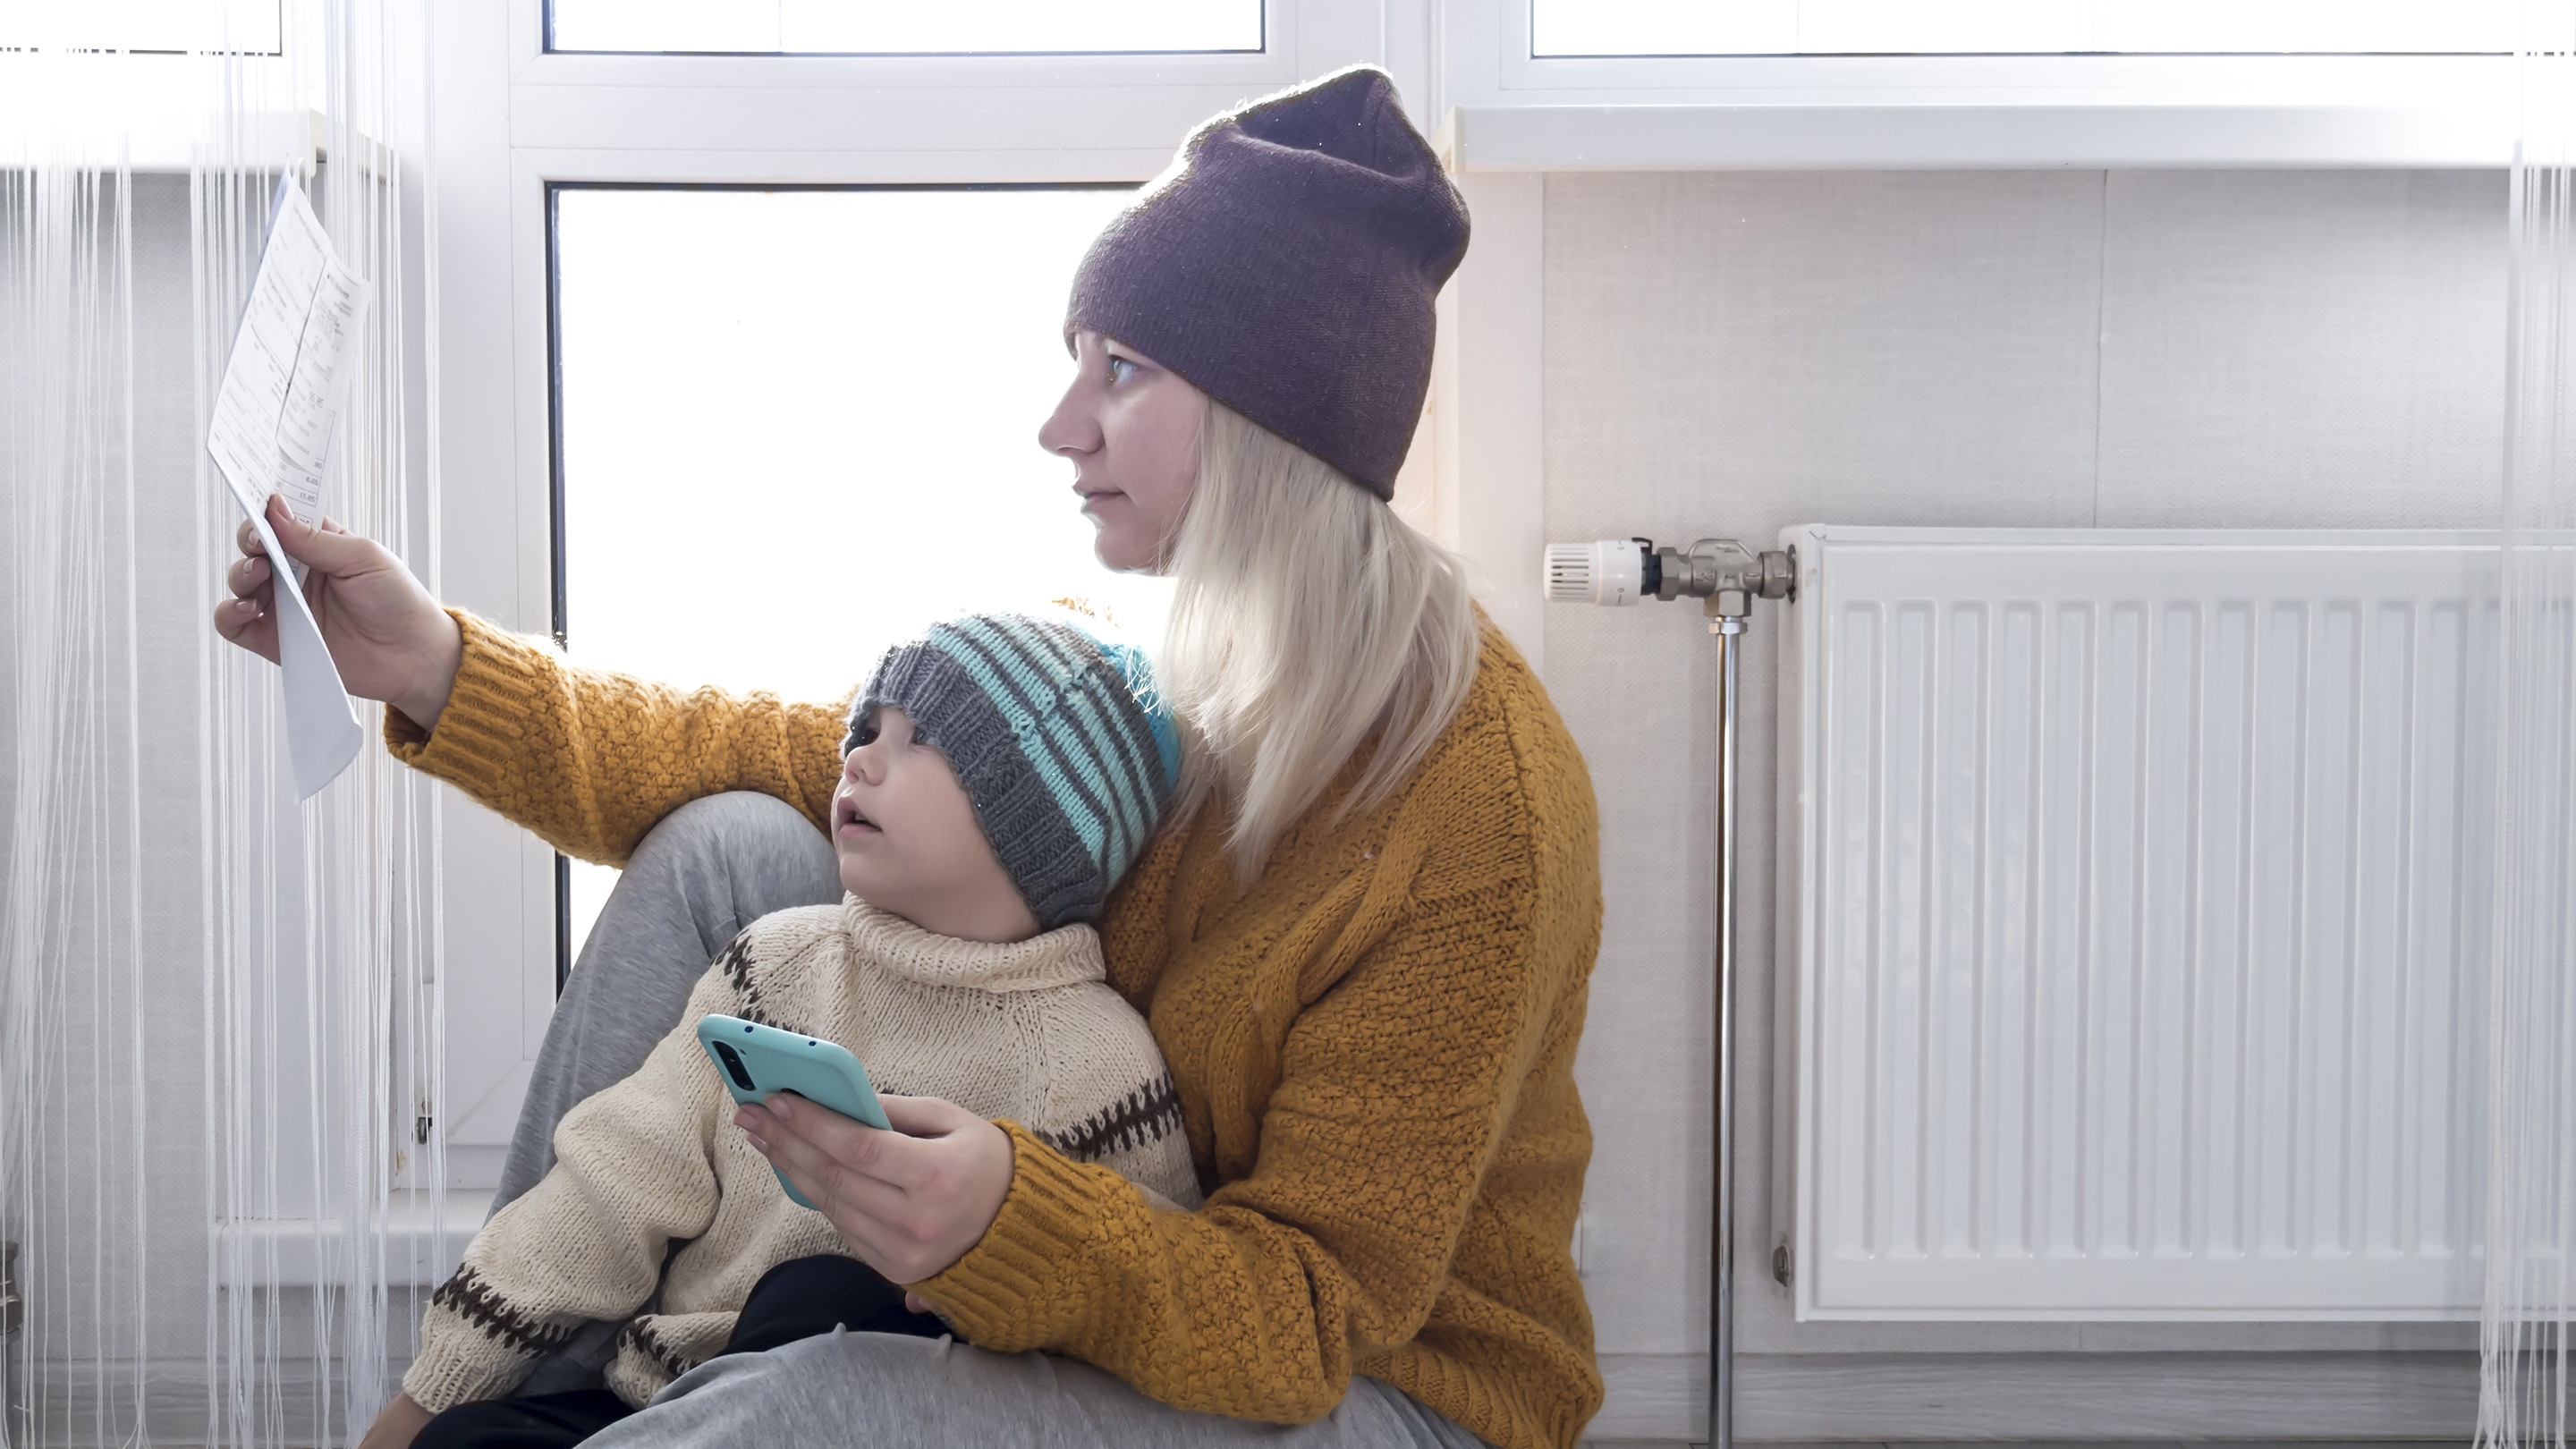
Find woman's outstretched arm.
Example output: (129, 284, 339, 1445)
(214, 495, 848, 864)
(385, 613, 846, 865)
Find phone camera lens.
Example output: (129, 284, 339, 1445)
(712, 1039, 757, 1092)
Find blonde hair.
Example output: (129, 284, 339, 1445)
(1159, 401, 1480, 885)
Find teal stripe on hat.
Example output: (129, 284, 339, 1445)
(934, 623, 1106, 821)
(979, 626, 1140, 874)
(1003, 618, 1165, 801)
(1094, 640, 1182, 789)
(1020, 624, 1163, 873)
(1048, 686, 1156, 870)
(1009, 618, 1168, 875)
(937, 616, 1140, 873)
(1042, 624, 1173, 859)
(991, 616, 1170, 839)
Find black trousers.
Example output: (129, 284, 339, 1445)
(414, 1256, 943, 1449)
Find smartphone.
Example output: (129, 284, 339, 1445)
(696, 1013, 892, 1210)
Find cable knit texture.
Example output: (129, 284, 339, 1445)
(402, 898, 1199, 1414)
(388, 608, 1605, 1449)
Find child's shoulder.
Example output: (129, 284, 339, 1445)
(700, 902, 860, 1026)
(707, 902, 851, 1005)
(739, 901, 849, 948)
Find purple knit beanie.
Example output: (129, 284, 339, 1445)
(1065, 65, 1470, 500)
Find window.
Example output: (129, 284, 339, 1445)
(1529, 1, 2514, 58)
(550, 183, 1169, 967)
(548, 0, 1263, 55)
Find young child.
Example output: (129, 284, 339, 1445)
(395, 612, 1198, 1444)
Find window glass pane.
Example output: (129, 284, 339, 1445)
(550, 0, 1261, 55)
(1530, 0, 2515, 56)
(0, 0, 280, 54)
(552, 185, 1163, 959)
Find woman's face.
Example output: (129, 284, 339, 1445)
(1039, 330, 1204, 573)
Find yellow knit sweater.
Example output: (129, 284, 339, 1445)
(387, 612, 1605, 1449)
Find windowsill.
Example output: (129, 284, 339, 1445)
(1436, 100, 2515, 171)
(216, 1191, 489, 1289)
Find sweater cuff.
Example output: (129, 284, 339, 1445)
(911, 1120, 1114, 1345)
(383, 609, 549, 804)
(401, 1307, 539, 1415)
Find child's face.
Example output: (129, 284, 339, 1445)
(832, 707, 1039, 944)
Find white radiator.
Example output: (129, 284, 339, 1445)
(1781, 526, 2495, 1321)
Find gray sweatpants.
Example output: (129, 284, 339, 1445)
(593, 1332, 1487, 1449)
(494, 792, 1490, 1447)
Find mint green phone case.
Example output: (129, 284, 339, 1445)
(697, 1013, 892, 1210)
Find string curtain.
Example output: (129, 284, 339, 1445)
(1, 2, 443, 1444)
(2487, 4, 2576, 1444)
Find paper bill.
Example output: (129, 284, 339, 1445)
(204, 174, 370, 801)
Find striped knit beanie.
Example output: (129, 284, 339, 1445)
(849, 613, 1181, 930)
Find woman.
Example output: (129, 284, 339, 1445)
(219, 67, 1603, 1449)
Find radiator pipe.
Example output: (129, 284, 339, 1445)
(1707, 593, 1746, 1449)
(1536, 535, 1790, 1449)
(1699, 548, 1791, 1449)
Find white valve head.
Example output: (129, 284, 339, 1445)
(1543, 538, 1648, 606)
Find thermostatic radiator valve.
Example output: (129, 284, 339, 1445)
(1542, 537, 1794, 617)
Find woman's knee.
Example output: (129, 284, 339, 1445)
(629, 792, 826, 877)
(618, 793, 838, 928)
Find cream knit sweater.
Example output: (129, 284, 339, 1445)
(403, 897, 1200, 1413)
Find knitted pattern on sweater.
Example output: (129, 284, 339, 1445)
(402, 899, 1198, 1414)
(387, 611, 1604, 1449)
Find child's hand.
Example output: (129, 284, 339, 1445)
(734, 1092, 1013, 1286)
(355, 1392, 434, 1449)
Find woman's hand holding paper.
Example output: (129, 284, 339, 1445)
(215, 494, 465, 732)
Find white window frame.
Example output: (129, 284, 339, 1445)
(1429, 0, 2518, 169)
